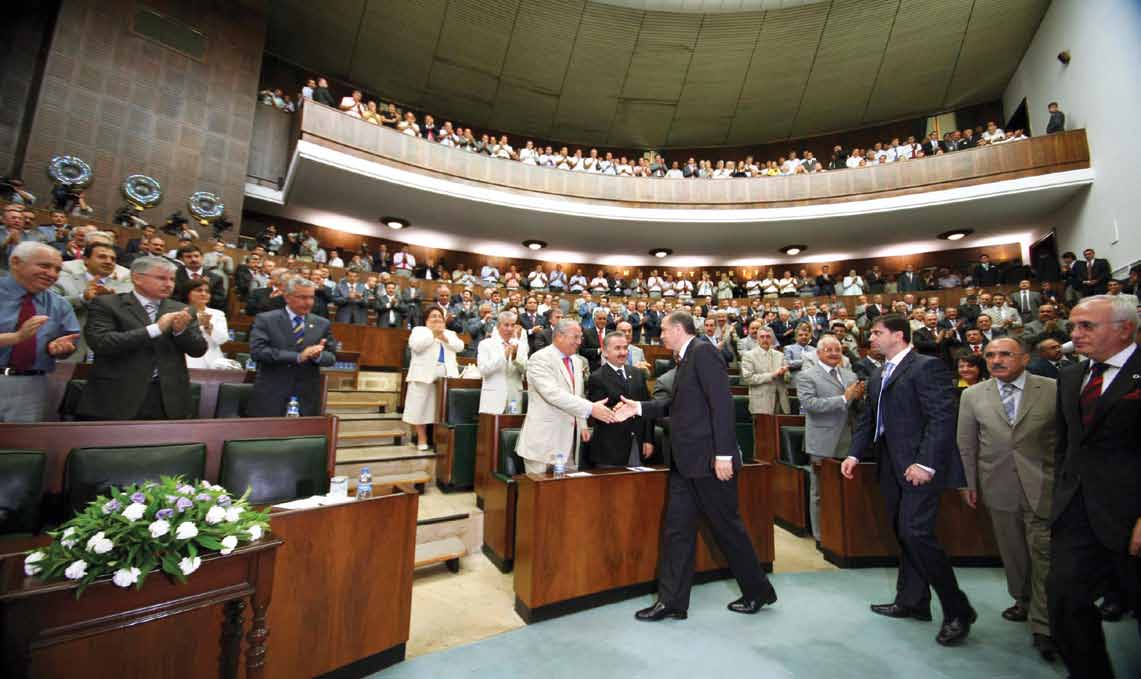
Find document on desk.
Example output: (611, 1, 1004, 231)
(566, 471, 592, 477)
(273, 494, 355, 510)
(626, 466, 656, 472)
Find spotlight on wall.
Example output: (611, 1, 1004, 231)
(649, 248, 673, 258)
(522, 239, 547, 250)
(380, 216, 409, 230)
(1057, 50, 1071, 65)
(937, 229, 974, 241)
(779, 244, 807, 255)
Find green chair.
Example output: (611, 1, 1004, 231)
(779, 426, 809, 467)
(215, 383, 255, 418)
(481, 427, 524, 573)
(498, 428, 525, 477)
(653, 358, 675, 379)
(59, 380, 202, 420)
(0, 450, 46, 534)
(437, 388, 481, 491)
(733, 395, 755, 462)
(65, 443, 207, 514)
(219, 435, 329, 505)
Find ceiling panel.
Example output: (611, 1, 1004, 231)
(608, 100, 676, 147)
(265, 0, 365, 79)
(349, 0, 448, 107)
(620, 11, 702, 101)
(944, 0, 1049, 109)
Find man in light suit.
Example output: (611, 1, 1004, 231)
(477, 310, 528, 415)
(334, 269, 369, 324)
(1012, 280, 1043, 324)
(798, 336, 865, 542)
(51, 242, 133, 362)
(516, 319, 616, 474)
(843, 314, 975, 646)
(739, 327, 790, 415)
(248, 277, 337, 417)
(957, 336, 1058, 662)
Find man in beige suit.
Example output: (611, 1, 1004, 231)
(517, 319, 615, 473)
(739, 327, 790, 415)
(957, 336, 1057, 662)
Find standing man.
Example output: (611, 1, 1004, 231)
(798, 336, 864, 543)
(957, 336, 1058, 662)
(1073, 248, 1111, 297)
(76, 256, 206, 420)
(1027, 338, 1072, 379)
(1013, 280, 1043, 324)
(174, 245, 226, 310)
(579, 308, 609, 372)
(333, 269, 369, 324)
(51, 242, 134, 362)
(373, 280, 405, 328)
(477, 310, 528, 415)
(248, 277, 337, 417)
(616, 320, 652, 379)
(0, 242, 81, 421)
(585, 331, 653, 467)
(516, 319, 616, 473)
(643, 300, 663, 345)
(616, 311, 777, 621)
(739, 327, 790, 416)
(392, 245, 415, 279)
(1047, 295, 1140, 678)
(842, 314, 975, 645)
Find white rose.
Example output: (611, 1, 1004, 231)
(204, 506, 226, 525)
(24, 551, 45, 576)
(148, 519, 171, 538)
(200, 480, 212, 489)
(211, 484, 225, 492)
(86, 531, 113, 555)
(64, 559, 88, 580)
(220, 535, 239, 555)
(178, 556, 202, 575)
(112, 566, 141, 588)
(246, 524, 263, 542)
(224, 506, 242, 523)
(60, 526, 78, 548)
(122, 503, 147, 522)
(175, 522, 199, 540)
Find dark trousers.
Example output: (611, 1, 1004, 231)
(1048, 493, 1141, 679)
(658, 471, 773, 610)
(879, 462, 969, 619)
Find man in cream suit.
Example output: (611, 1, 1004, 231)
(797, 336, 865, 541)
(517, 319, 616, 473)
(477, 310, 528, 414)
(739, 327, 790, 415)
(957, 336, 1057, 662)
(51, 241, 133, 362)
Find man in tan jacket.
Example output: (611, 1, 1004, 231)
(739, 327, 790, 415)
(956, 336, 1057, 662)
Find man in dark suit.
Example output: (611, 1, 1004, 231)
(616, 311, 776, 621)
(531, 308, 562, 354)
(579, 309, 608, 372)
(911, 312, 947, 358)
(122, 224, 156, 265)
(843, 313, 975, 645)
(77, 256, 207, 420)
(400, 283, 423, 328)
(245, 270, 288, 317)
(373, 281, 405, 328)
(627, 301, 645, 345)
(586, 331, 653, 467)
(174, 245, 226, 310)
(517, 296, 545, 355)
(248, 276, 337, 417)
(897, 264, 921, 292)
(815, 265, 836, 296)
(973, 254, 1001, 287)
(642, 302, 662, 345)
(1026, 339, 1073, 378)
(333, 269, 369, 324)
(853, 347, 884, 381)
(1072, 248, 1111, 297)
(1046, 295, 1141, 678)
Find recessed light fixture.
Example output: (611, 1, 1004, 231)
(779, 244, 807, 255)
(938, 229, 974, 241)
(380, 216, 409, 230)
(649, 248, 673, 258)
(522, 239, 547, 250)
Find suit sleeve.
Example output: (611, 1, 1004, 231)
(83, 296, 155, 357)
(407, 326, 436, 353)
(847, 377, 876, 460)
(914, 358, 957, 472)
(314, 321, 336, 367)
(527, 355, 593, 419)
(796, 370, 847, 414)
(250, 314, 299, 365)
(955, 388, 980, 492)
(693, 344, 737, 458)
(477, 338, 504, 377)
(171, 317, 208, 358)
(740, 352, 775, 386)
(586, 370, 608, 427)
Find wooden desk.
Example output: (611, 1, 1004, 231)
(753, 414, 810, 534)
(0, 538, 281, 679)
(513, 463, 773, 622)
(818, 459, 1000, 567)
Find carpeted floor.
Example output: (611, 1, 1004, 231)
(373, 568, 1140, 679)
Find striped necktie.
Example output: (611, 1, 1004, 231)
(1080, 363, 1108, 428)
(291, 314, 305, 346)
(1000, 382, 1018, 424)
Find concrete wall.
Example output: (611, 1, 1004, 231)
(1004, 0, 1141, 276)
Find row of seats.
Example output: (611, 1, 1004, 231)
(58, 380, 259, 419)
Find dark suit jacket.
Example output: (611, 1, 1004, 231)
(586, 363, 653, 466)
(643, 310, 662, 341)
(896, 272, 920, 292)
(640, 338, 736, 478)
(77, 293, 207, 419)
(579, 326, 605, 371)
(1072, 258, 1111, 295)
(244, 287, 286, 317)
(248, 308, 336, 417)
(1026, 356, 1072, 380)
(848, 350, 966, 489)
(1052, 349, 1141, 552)
(373, 293, 405, 327)
(311, 285, 334, 319)
(234, 265, 257, 299)
(852, 357, 881, 381)
(911, 327, 942, 357)
(973, 263, 1001, 286)
(175, 268, 227, 310)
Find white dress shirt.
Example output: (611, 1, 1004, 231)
(1081, 344, 1137, 392)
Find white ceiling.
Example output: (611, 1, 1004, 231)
(265, 0, 1052, 149)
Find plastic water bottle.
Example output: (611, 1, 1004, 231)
(552, 450, 567, 478)
(245, 358, 256, 371)
(507, 399, 519, 415)
(357, 467, 373, 500)
(286, 396, 301, 417)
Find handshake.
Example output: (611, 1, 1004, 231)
(589, 395, 639, 424)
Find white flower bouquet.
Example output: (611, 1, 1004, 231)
(23, 476, 270, 596)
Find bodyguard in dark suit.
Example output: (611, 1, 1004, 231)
(1073, 249, 1111, 297)
(248, 277, 337, 417)
(586, 331, 653, 467)
(618, 311, 776, 621)
(77, 257, 207, 420)
(1046, 295, 1141, 678)
(844, 313, 975, 646)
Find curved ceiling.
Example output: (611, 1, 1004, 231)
(266, 0, 1050, 149)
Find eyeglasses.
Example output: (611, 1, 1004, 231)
(983, 350, 1021, 359)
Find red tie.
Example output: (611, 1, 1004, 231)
(191, 272, 200, 280)
(562, 356, 575, 385)
(1080, 363, 1108, 428)
(9, 293, 38, 370)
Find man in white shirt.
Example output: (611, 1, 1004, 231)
(480, 262, 500, 287)
(568, 270, 587, 294)
(327, 250, 344, 268)
(477, 311, 528, 414)
(548, 265, 567, 292)
(392, 246, 415, 278)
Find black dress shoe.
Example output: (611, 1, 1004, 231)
(870, 602, 932, 621)
(1099, 600, 1125, 622)
(635, 601, 687, 622)
(936, 607, 978, 646)
(1033, 633, 1057, 662)
(1002, 602, 1029, 621)
(728, 589, 778, 614)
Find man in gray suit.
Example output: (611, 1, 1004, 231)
(1012, 280, 1043, 324)
(51, 242, 133, 362)
(957, 336, 1057, 662)
(796, 335, 865, 542)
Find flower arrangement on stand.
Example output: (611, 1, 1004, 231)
(23, 476, 270, 596)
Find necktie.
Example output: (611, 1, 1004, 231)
(616, 366, 627, 382)
(972, 344, 980, 354)
(144, 302, 158, 323)
(8, 293, 38, 370)
(829, 367, 843, 387)
(437, 343, 445, 364)
(291, 314, 304, 346)
(562, 356, 575, 385)
(875, 362, 895, 440)
(1022, 291, 1029, 310)
(1080, 363, 1109, 428)
(191, 272, 200, 280)
(1000, 382, 1018, 423)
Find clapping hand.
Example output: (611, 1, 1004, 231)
(13, 315, 48, 342)
(47, 333, 80, 357)
(299, 339, 327, 362)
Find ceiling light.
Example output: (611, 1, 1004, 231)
(779, 245, 807, 255)
(380, 216, 409, 230)
(649, 248, 673, 258)
(938, 229, 974, 241)
(522, 239, 547, 250)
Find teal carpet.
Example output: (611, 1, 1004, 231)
(374, 568, 1140, 679)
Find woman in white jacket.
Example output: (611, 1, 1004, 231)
(403, 307, 464, 450)
(181, 278, 239, 370)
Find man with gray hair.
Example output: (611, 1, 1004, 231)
(477, 310, 528, 415)
(76, 255, 206, 420)
(245, 267, 290, 317)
